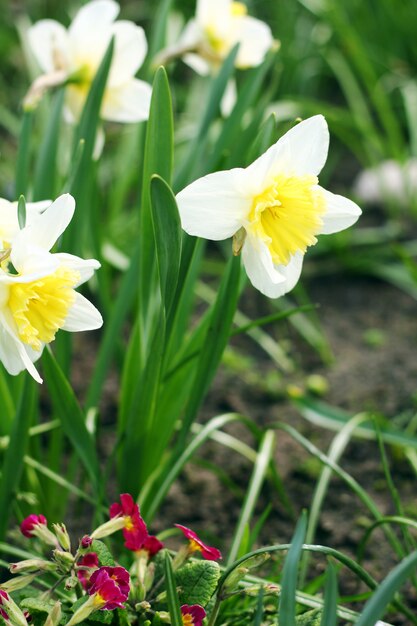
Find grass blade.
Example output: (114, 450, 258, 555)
(320, 562, 338, 626)
(228, 430, 276, 565)
(42, 348, 101, 500)
(0, 377, 36, 541)
(164, 552, 183, 626)
(278, 511, 308, 626)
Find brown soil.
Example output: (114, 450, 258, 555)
(154, 275, 417, 625)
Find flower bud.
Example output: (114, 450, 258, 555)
(0, 590, 29, 626)
(10, 559, 56, 574)
(80, 535, 93, 549)
(53, 523, 71, 552)
(20, 515, 57, 547)
(53, 549, 75, 573)
(65, 577, 79, 591)
(0, 574, 37, 592)
(44, 601, 62, 626)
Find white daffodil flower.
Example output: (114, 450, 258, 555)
(176, 115, 362, 298)
(0, 194, 102, 383)
(158, 0, 274, 75)
(27, 0, 151, 124)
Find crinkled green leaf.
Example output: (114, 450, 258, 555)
(91, 540, 116, 566)
(21, 598, 57, 615)
(296, 610, 322, 626)
(175, 560, 221, 606)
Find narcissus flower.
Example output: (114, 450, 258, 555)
(181, 605, 206, 626)
(175, 524, 222, 561)
(176, 115, 362, 298)
(165, 0, 274, 76)
(27, 0, 151, 123)
(109, 493, 148, 551)
(0, 194, 102, 383)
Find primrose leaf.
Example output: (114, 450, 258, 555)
(20, 597, 57, 615)
(91, 540, 116, 566)
(175, 560, 221, 606)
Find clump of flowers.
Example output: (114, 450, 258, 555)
(25, 0, 151, 124)
(0, 494, 224, 626)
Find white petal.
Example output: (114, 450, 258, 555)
(221, 79, 237, 117)
(234, 16, 273, 68)
(268, 252, 305, 298)
(242, 235, 305, 298)
(54, 253, 101, 286)
(101, 79, 152, 123)
(7, 245, 59, 283)
(183, 53, 211, 76)
(0, 313, 43, 383)
(320, 188, 362, 234)
(69, 0, 119, 45)
(62, 292, 103, 332)
(18, 193, 75, 252)
(245, 115, 330, 194)
(26, 200, 53, 215)
(176, 169, 249, 240)
(196, 0, 231, 27)
(178, 19, 203, 49)
(68, 0, 118, 73)
(27, 19, 71, 73)
(108, 21, 148, 86)
(241, 234, 286, 297)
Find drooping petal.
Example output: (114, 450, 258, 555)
(108, 21, 148, 87)
(101, 78, 152, 123)
(319, 188, 362, 234)
(0, 313, 43, 383)
(177, 169, 249, 240)
(17, 194, 75, 252)
(241, 234, 286, 297)
(267, 252, 305, 298)
(245, 116, 330, 194)
(183, 53, 211, 76)
(27, 19, 71, 73)
(234, 16, 273, 69)
(54, 253, 101, 286)
(62, 292, 103, 332)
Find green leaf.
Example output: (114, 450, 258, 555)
(278, 512, 308, 626)
(0, 377, 36, 541)
(65, 38, 114, 253)
(164, 552, 183, 626)
(176, 254, 242, 448)
(320, 562, 338, 626)
(42, 348, 101, 499)
(15, 110, 33, 197)
(91, 540, 116, 567)
(21, 598, 56, 615)
(295, 610, 322, 626)
(33, 88, 64, 200)
(175, 560, 221, 607)
(139, 66, 174, 310)
(150, 175, 182, 315)
(17, 195, 26, 229)
(356, 550, 417, 626)
(174, 45, 239, 190)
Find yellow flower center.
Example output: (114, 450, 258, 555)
(93, 592, 106, 607)
(124, 516, 135, 531)
(248, 175, 326, 265)
(182, 614, 194, 626)
(7, 266, 79, 351)
(189, 539, 202, 553)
